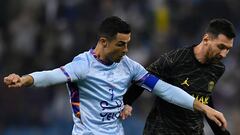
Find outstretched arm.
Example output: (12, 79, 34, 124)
(4, 68, 69, 88)
(3, 60, 83, 88)
(138, 73, 227, 129)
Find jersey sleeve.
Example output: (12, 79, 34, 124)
(152, 78, 194, 111)
(134, 73, 195, 111)
(129, 59, 148, 82)
(30, 56, 89, 87)
(122, 57, 148, 105)
(124, 50, 185, 105)
(30, 68, 69, 87)
(61, 59, 89, 82)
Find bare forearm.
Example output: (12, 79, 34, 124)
(193, 99, 208, 113)
(20, 75, 34, 87)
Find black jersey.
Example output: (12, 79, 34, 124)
(143, 46, 225, 135)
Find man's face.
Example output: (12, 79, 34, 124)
(105, 33, 131, 63)
(205, 34, 233, 63)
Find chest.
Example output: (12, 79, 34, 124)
(86, 63, 132, 91)
(168, 61, 223, 95)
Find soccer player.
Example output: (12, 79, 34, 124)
(4, 16, 227, 135)
(123, 18, 235, 135)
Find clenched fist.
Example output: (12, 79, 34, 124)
(4, 73, 33, 88)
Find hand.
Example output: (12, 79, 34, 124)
(204, 105, 227, 129)
(3, 73, 33, 88)
(194, 100, 227, 129)
(120, 104, 133, 120)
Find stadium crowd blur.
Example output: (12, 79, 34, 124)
(0, 0, 240, 135)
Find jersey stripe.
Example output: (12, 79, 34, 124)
(60, 66, 71, 82)
(67, 82, 81, 119)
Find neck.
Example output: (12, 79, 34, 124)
(94, 43, 106, 59)
(193, 42, 207, 64)
(93, 43, 112, 64)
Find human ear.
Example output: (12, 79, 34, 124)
(100, 37, 108, 47)
(203, 34, 209, 45)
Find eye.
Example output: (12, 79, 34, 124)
(217, 44, 231, 51)
(117, 43, 124, 47)
(217, 44, 227, 50)
(116, 41, 126, 47)
(218, 45, 224, 50)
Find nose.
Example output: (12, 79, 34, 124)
(219, 49, 229, 58)
(123, 45, 128, 53)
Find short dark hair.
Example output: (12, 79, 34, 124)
(205, 18, 236, 39)
(98, 16, 131, 40)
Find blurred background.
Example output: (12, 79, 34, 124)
(0, 0, 240, 134)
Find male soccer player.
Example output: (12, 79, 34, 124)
(123, 18, 235, 135)
(4, 16, 227, 135)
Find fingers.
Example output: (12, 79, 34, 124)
(209, 110, 227, 129)
(3, 73, 22, 88)
(8, 82, 22, 88)
(120, 105, 133, 120)
(205, 105, 227, 129)
(120, 112, 127, 120)
(215, 111, 227, 129)
(12, 76, 20, 83)
(211, 115, 222, 127)
(4, 75, 14, 85)
(120, 109, 131, 120)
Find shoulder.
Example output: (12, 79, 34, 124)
(158, 46, 191, 61)
(120, 55, 145, 71)
(73, 51, 94, 65)
(209, 62, 225, 78)
(121, 55, 141, 66)
(156, 46, 191, 64)
(73, 51, 90, 61)
(70, 51, 92, 69)
(165, 46, 191, 57)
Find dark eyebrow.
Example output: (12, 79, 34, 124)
(117, 41, 127, 45)
(219, 44, 231, 49)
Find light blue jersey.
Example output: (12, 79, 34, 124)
(32, 49, 147, 135)
(30, 49, 195, 135)
(63, 50, 147, 135)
